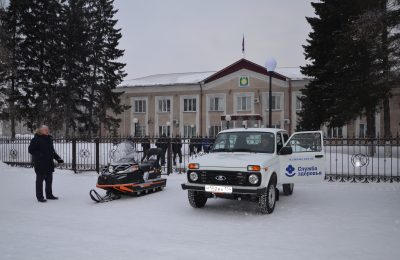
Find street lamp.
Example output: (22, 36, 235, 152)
(265, 57, 277, 128)
(133, 118, 138, 136)
(225, 115, 231, 129)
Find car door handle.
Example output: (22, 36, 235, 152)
(315, 155, 324, 158)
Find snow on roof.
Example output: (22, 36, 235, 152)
(220, 127, 286, 134)
(119, 66, 309, 88)
(119, 71, 215, 87)
(275, 67, 310, 80)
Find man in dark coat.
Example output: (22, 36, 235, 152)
(141, 136, 151, 162)
(189, 137, 196, 156)
(28, 125, 63, 202)
(155, 134, 168, 166)
(172, 135, 182, 166)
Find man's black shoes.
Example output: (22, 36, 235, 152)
(38, 198, 47, 203)
(47, 195, 58, 200)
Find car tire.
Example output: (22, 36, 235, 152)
(282, 183, 294, 196)
(188, 190, 208, 208)
(259, 182, 276, 214)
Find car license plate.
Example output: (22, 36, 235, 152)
(205, 185, 233, 194)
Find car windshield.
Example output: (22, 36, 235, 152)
(212, 132, 275, 153)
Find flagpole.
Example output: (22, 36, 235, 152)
(242, 34, 245, 58)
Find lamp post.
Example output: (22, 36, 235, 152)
(133, 118, 138, 136)
(225, 115, 231, 129)
(265, 57, 277, 128)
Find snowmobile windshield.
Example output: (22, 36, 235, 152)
(111, 141, 139, 164)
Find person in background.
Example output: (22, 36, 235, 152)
(202, 137, 213, 153)
(141, 135, 151, 162)
(172, 135, 182, 166)
(189, 137, 196, 156)
(195, 136, 203, 154)
(28, 125, 64, 203)
(156, 134, 168, 166)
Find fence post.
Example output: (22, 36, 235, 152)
(72, 138, 77, 173)
(167, 137, 172, 175)
(95, 137, 100, 173)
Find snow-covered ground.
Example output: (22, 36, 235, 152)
(0, 163, 400, 260)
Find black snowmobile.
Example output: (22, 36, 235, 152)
(90, 141, 167, 203)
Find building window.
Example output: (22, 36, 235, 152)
(184, 98, 197, 112)
(184, 125, 196, 137)
(359, 124, 366, 138)
(209, 125, 221, 137)
(159, 125, 171, 136)
(236, 95, 251, 111)
(271, 124, 281, 129)
(134, 125, 146, 137)
(134, 99, 146, 113)
(158, 98, 171, 112)
(209, 97, 223, 111)
(266, 94, 282, 111)
(296, 95, 303, 111)
(327, 127, 343, 138)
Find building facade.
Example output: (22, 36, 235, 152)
(2, 58, 398, 137)
(116, 59, 400, 138)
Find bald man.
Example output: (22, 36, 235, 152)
(28, 125, 64, 202)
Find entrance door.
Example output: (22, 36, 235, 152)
(279, 131, 325, 184)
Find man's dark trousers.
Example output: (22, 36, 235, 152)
(36, 172, 53, 200)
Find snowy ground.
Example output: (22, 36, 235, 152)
(0, 163, 400, 260)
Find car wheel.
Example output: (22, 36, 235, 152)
(188, 190, 208, 208)
(259, 182, 276, 214)
(282, 183, 294, 196)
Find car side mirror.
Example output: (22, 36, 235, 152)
(279, 146, 292, 155)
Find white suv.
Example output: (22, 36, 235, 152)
(181, 128, 325, 214)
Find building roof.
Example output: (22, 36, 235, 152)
(220, 127, 286, 134)
(203, 58, 287, 83)
(274, 67, 310, 80)
(119, 71, 215, 87)
(119, 59, 309, 88)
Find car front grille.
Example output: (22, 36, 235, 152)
(191, 171, 260, 186)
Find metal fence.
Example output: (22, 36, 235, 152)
(0, 135, 399, 183)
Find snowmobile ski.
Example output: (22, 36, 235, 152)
(89, 189, 121, 203)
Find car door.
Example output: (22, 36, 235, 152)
(279, 131, 325, 184)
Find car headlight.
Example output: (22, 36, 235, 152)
(189, 172, 199, 182)
(108, 165, 114, 173)
(248, 174, 259, 185)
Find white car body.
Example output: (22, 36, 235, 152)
(181, 128, 325, 213)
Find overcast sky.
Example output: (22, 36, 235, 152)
(114, 0, 315, 79)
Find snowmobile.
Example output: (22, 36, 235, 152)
(90, 141, 167, 203)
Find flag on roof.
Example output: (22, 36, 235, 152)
(242, 34, 245, 54)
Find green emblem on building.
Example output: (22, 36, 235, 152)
(239, 76, 249, 87)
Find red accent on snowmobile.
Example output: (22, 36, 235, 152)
(96, 179, 167, 194)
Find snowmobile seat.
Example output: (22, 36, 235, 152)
(139, 148, 162, 171)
